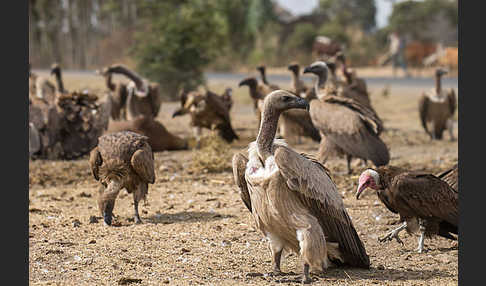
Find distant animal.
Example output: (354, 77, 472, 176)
(172, 88, 238, 146)
(257, 65, 280, 90)
(102, 64, 162, 120)
(96, 67, 129, 121)
(50, 63, 111, 160)
(238, 77, 275, 129)
(105, 115, 188, 151)
(336, 53, 368, 98)
(356, 166, 458, 253)
(220, 87, 234, 111)
(287, 62, 309, 97)
(312, 36, 342, 59)
(437, 164, 458, 192)
(304, 61, 389, 174)
(418, 68, 456, 140)
(233, 90, 370, 284)
(89, 131, 155, 226)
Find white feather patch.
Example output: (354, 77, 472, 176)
(245, 139, 288, 182)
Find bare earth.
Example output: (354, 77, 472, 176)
(29, 73, 458, 285)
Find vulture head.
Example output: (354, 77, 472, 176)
(172, 91, 204, 118)
(256, 65, 266, 74)
(287, 63, 300, 74)
(98, 180, 123, 226)
(239, 77, 258, 89)
(303, 61, 328, 79)
(355, 169, 381, 199)
(436, 67, 449, 77)
(50, 63, 61, 77)
(262, 90, 309, 114)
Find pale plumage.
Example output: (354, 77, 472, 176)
(233, 90, 369, 283)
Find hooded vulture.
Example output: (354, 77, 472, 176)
(437, 163, 458, 192)
(356, 166, 458, 253)
(418, 68, 457, 140)
(90, 131, 155, 226)
(303, 61, 389, 174)
(172, 88, 238, 146)
(103, 64, 162, 121)
(232, 90, 370, 283)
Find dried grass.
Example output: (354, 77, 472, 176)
(188, 133, 233, 173)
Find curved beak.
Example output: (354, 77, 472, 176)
(303, 66, 313, 74)
(355, 181, 369, 200)
(102, 200, 115, 226)
(238, 80, 247, 87)
(293, 97, 309, 111)
(172, 109, 183, 118)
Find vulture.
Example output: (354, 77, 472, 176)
(257, 65, 280, 90)
(105, 115, 188, 151)
(238, 77, 272, 130)
(335, 53, 368, 97)
(288, 62, 309, 98)
(220, 87, 234, 111)
(418, 68, 457, 140)
(437, 163, 458, 192)
(356, 166, 458, 253)
(172, 88, 238, 146)
(304, 61, 389, 174)
(89, 131, 155, 226)
(50, 63, 111, 160)
(103, 64, 162, 120)
(232, 90, 370, 283)
(96, 67, 129, 121)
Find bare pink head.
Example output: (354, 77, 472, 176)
(356, 169, 380, 200)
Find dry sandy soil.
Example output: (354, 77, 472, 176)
(29, 72, 458, 285)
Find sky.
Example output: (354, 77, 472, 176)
(274, 0, 398, 29)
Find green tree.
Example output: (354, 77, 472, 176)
(131, 0, 228, 99)
(318, 0, 376, 32)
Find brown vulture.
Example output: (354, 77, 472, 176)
(356, 166, 458, 253)
(418, 67, 457, 140)
(257, 65, 280, 90)
(288, 62, 310, 98)
(437, 163, 458, 192)
(233, 90, 370, 283)
(172, 88, 238, 145)
(304, 61, 389, 174)
(89, 131, 155, 226)
(335, 53, 369, 97)
(96, 67, 129, 121)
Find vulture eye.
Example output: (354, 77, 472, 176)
(283, 96, 292, 102)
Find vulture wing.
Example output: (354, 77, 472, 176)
(391, 173, 458, 226)
(274, 146, 370, 268)
(447, 89, 457, 117)
(232, 153, 252, 212)
(310, 96, 389, 166)
(205, 90, 231, 122)
(437, 164, 458, 192)
(130, 148, 155, 184)
(418, 94, 430, 134)
(89, 147, 102, 181)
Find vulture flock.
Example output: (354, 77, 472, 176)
(29, 55, 458, 283)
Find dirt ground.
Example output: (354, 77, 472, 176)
(29, 73, 458, 285)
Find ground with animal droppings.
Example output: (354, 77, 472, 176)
(29, 72, 458, 285)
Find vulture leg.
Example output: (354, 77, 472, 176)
(302, 263, 312, 284)
(416, 219, 426, 253)
(447, 119, 455, 141)
(133, 184, 147, 224)
(193, 127, 202, 149)
(346, 155, 353, 175)
(379, 222, 407, 245)
(266, 234, 284, 275)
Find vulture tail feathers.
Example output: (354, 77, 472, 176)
(216, 122, 239, 143)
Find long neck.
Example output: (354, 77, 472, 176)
(315, 72, 328, 94)
(105, 73, 116, 91)
(340, 60, 352, 84)
(111, 66, 144, 89)
(435, 74, 442, 95)
(260, 70, 268, 84)
(54, 70, 65, 93)
(256, 106, 280, 161)
(291, 70, 299, 88)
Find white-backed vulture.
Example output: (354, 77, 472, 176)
(287, 62, 309, 97)
(303, 61, 389, 174)
(172, 88, 238, 146)
(356, 166, 458, 253)
(89, 131, 155, 226)
(437, 163, 458, 192)
(418, 68, 457, 140)
(232, 90, 370, 283)
(257, 65, 280, 90)
(105, 115, 188, 151)
(97, 67, 129, 121)
(103, 64, 162, 120)
(50, 63, 111, 159)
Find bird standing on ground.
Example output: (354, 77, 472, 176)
(233, 90, 369, 284)
(356, 166, 458, 253)
(89, 131, 155, 226)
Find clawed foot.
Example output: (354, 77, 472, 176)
(416, 246, 428, 253)
(134, 216, 143, 224)
(266, 270, 284, 277)
(274, 276, 313, 284)
(379, 230, 404, 245)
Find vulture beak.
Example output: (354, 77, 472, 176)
(103, 200, 115, 226)
(355, 181, 369, 200)
(172, 108, 183, 118)
(303, 66, 313, 74)
(293, 97, 309, 111)
(238, 80, 247, 87)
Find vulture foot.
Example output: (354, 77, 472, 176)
(379, 222, 407, 245)
(134, 216, 143, 224)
